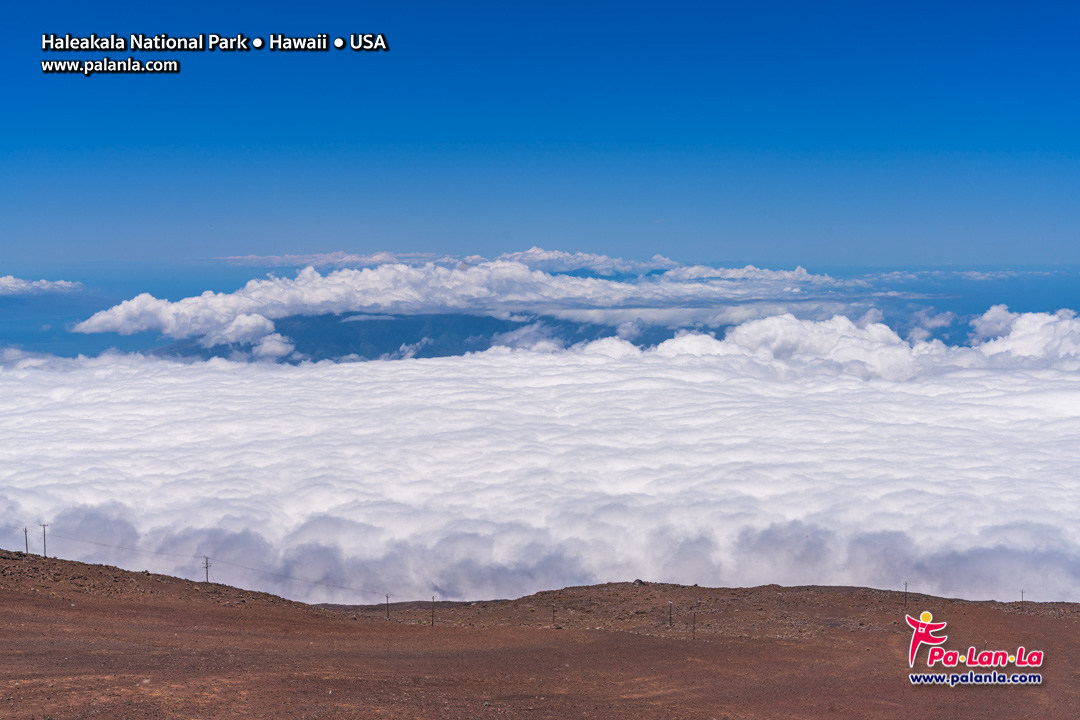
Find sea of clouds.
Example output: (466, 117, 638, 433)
(3, 303, 1080, 603)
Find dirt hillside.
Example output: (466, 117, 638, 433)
(1, 549, 1077, 718)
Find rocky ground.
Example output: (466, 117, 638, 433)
(1, 549, 1077, 718)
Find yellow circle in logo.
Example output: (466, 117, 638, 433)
(920, 611, 932, 622)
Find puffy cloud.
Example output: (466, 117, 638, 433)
(970, 304, 1020, 341)
(0, 275, 82, 295)
(252, 333, 296, 359)
(905, 308, 957, 342)
(968, 306, 1080, 363)
(206, 313, 278, 346)
(975, 309, 1080, 360)
(72, 258, 845, 351)
(5, 312, 1080, 603)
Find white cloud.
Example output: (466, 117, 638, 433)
(251, 333, 296, 359)
(220, 250, 459, 268)
(219, 246, 679, 276)
(905, 308, 957, 342)
(5, 312, 1080, 603)
(872, 269, 1052, 283)
(72, 257, 845, 350)
(379, 337, 432, 360)
(660, 264, 833, 283)
(490, 322, 564, 352)
(970, 304, 1020, 341)
(975, 308, 1080, 359)
(0, 276, 82, 295)
(492, 247, 679, 275)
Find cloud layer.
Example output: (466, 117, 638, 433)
(0, 275, 82, 295)
(5, 312, 1080, 603)
(220, 246, 679, 276)
(74, 255, 846, 354)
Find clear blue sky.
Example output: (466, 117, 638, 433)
(3, 1, 1077, 270)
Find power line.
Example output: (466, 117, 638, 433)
(38, 532, 386, 597)
(208, 557, 386, 595)
(52, 534, 204, 561)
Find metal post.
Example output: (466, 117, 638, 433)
(431, 595, 435, 627)
(552, 601, 555, 626)
(669, 601, 673, 627)
(904, 581, 908, 609)
(40, 524, 48, 558)
(386, 594, 390, 620)
(692, 611, 696, 641)
(23, 527, 28, 554)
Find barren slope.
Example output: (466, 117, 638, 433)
(2, 550, 1077, 718)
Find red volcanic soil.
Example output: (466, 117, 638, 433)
(1, 549, 1078, 718)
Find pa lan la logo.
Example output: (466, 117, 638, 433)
(906, 611, 1044, 669)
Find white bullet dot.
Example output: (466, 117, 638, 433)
(334, 37, 345, 49)
(252, 37, 263, 49)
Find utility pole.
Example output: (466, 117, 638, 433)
(552, 601, 555, 627)
(203, 556, 211, 583)
(692, 611, 696, 641)
(669, 601, 673, 628)
(1021, 589, 1025, 613)
(385, 594, 390, 620)
(23, 527, 28, 554)
(431, 595, 435, 627)
(904, 581, 908, 609)
(40, 524, 48, 558)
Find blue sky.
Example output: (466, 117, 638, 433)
(3, 1, 1078, 270)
